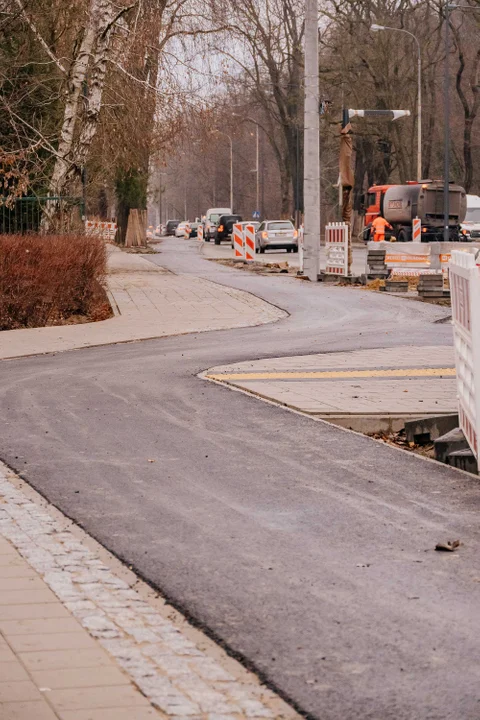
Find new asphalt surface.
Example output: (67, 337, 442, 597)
(1, 238, 479, 720)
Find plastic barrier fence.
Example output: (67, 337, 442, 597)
(325, 222, 349, 275)
(450, 250, 480, 458)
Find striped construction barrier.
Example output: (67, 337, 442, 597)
(412, 217, 421, 243)
(197, 224, 204, 242)
(244, 224, 255, 262)
(233, 223, 245, 259)
(184, 223, 191, 239)
(325, 222, 349, 275)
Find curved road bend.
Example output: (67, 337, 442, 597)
(1, 238, 479, 720)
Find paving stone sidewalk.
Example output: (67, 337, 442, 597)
(0, 247, 285, 360)
(0, 463, 293, 720)
(205, 345, 457, 432)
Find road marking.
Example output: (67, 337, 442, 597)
(207, 367, 456, 381)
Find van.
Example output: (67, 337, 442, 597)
(204, 208, 232, 241)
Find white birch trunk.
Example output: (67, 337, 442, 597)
(46, 0, 116, 219)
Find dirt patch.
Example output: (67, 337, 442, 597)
(208, 258, 298, 276)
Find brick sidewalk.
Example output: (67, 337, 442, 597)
(0, 464, 293, 720)
(0, 247, 286, 360)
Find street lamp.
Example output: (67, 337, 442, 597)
(232, 114, 260, 215)
(212, 130, 233, 211)
(371, 24, 422, 182)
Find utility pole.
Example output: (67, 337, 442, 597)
(443, 2, 451, 242)
(303, 0, 320, 282)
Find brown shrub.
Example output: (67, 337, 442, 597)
(0, 234, 109, 330)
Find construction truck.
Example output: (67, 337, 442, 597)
(361, 181, 467, 242)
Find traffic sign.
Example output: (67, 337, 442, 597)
(252, 210, 260, 219)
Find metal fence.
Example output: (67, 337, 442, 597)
(0, 196, 84, 234)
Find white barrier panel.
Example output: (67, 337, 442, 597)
(325, 222, 349, 275)
(197, 224, 204, 242)
(450, 250, 480, 458)
(233, 223, 245, 259)
(85, 220, 117, 240)
(244, 224, 255, 262)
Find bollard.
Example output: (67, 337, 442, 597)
(197, 224, 204, 242)
(184, 223, 191, 240)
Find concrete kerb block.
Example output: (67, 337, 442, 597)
(434, 427, 469, 464)
(405, 414, 459, 445)
(446, 448, 479, 475)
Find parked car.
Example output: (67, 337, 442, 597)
(165, 219, 180, 236)
(175, 221, 190, 238)
(204, 207, 232, 241)
(230, 221, 260, 248)
(255, 220, 298, 253)
(214, 214, 242, 245)
(188, 222, 200, 238)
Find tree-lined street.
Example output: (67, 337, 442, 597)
(1, 238, 479, 719)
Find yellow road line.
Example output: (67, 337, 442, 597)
(206, 367, 456, 381)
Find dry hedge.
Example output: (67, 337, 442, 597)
(0, 234, 109, 330)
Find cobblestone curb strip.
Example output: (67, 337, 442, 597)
(0, 463, 293, 720)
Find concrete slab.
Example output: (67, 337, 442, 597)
(205, 345, 457, 432)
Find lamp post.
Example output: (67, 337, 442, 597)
(232, 114, 260, 215)
(371, 24, 422, 183)
(213, 130, 233, 210)
(304, 0, 320, 282)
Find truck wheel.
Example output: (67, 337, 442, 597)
(214, 237, 220, 245)
(398, 230, 408, 243)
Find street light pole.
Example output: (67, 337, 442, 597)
(304, 0, 320, 282)
(232, 114, 260, 215)
(371, 24, 422, 182)
(444, 3, 451, 242)
(255, 123, 259, 213)
(213, 130, 234, 210)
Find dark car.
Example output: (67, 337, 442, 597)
(188, 222, 200, 238)
(165, 220, 180, 236)
(214, 214, 242, 245)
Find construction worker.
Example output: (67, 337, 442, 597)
(371, 215, 393, 242)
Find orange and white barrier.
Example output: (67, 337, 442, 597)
(85, 220, 117, 240)
(197, 224, 204, 242)
(233, 223, 245, 259)
(184, 223, 191, 239)
(412, 217, 421, 242)
(244, 224, 255, 261)
(325, 222, 349, 275)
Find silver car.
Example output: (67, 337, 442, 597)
(255, 220, 299, 253)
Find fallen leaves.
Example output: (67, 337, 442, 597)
(435, 539, 462, 552)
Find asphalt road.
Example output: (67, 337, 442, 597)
(1, 238, 479, 720)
